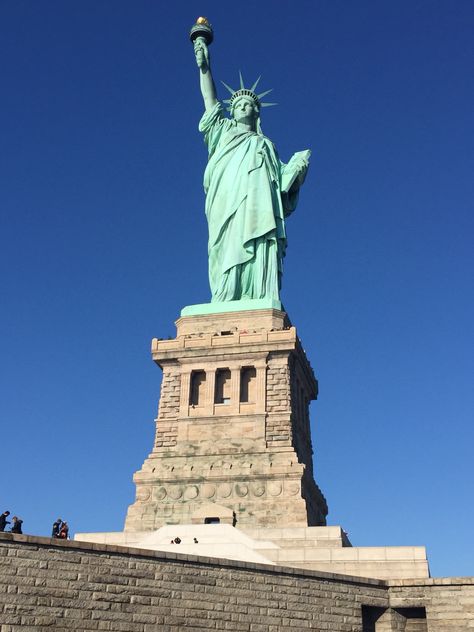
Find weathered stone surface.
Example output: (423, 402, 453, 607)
(126, 309, 327, 531)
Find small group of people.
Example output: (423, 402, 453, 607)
(0, 511, 23, 534)
(52, 518, 69, 540)
(1, 511, 70, 539)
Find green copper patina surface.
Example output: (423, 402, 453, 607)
(192, 19, 310, 305)
(181, 298, 282, 318)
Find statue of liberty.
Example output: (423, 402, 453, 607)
(191, 19, 310, 304)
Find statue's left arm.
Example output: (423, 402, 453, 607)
(280, 151, 310, 216)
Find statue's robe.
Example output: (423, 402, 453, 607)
(199, 102, 299, 302)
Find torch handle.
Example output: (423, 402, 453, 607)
(194, 36, 209, 68)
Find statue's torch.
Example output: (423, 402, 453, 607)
(189, 17, 214, 66)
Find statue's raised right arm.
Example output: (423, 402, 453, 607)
(194, 39, 217, 111)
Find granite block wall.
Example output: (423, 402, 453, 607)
(0, 534, 473, 631)
(388, 578, 474, 631)
(0, 534, 387, 631)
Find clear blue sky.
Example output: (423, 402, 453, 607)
(1, 1, 473, 578)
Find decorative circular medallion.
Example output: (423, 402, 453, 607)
(201, 483, 216, 499)
(251, 483, 265, 497)
(217, 483, 232, 498)
(184, 485, 199, 500)
(168, 487, 183, 500)
(136, 488, 151, 503)
(153, 487, 167, 501)
(286, 482, 300, 496)
(267, 482, 282, 497)
(235, 483, 249, 497)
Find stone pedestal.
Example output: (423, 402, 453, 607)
(125, 307, 328, 530)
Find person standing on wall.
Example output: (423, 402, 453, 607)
(52, 518, 62, 538)
(0, 511, 10, 532)
(10, 516, 23, 534)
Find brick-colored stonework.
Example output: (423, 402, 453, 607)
(125, 309, 327, 531)
(1, 534, 473, 631)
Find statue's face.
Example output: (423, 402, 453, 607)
(232, 96, 259, 126)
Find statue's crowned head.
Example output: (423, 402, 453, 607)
(230, 95, 260, 127)
(222, 73, 276, 128)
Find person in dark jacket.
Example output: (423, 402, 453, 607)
(52, 518, 62, 538)
(0, 511, 10, 532)
(10, 516, 23, 534)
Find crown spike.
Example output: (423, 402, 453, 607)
(221, 81, 236, 95)
(257, 88, 273, 100)
(261, 102, 278, 107)
(251, 76, 262, 92)
(239, 70, 245, 89)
